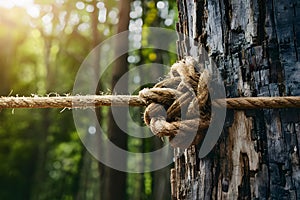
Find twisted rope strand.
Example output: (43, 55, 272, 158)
(2, 57, 299, 149)
(139, 56, 300, 148)
(0, 95, 145, 109)
(0, 95, 300, 109)
(214, 96, 300, 109)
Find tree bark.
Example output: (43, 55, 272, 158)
(173, 0, 300, 199)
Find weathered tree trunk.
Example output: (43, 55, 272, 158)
(173, 0, 300, 199)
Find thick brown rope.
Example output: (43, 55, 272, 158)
(140, 57, 213, 148)
(0, 95, 145, 109)
(1, 57, 300, 148)
(0, 95, 299, 109)
(214, 96, 300, 109)
(139, 56, 300, 148)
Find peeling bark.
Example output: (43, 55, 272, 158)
(173, 0, 300, 199)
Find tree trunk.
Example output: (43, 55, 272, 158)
(173, 0, 300, 199)
(76, 1, 103, 199)
(104, 0, 131, 200)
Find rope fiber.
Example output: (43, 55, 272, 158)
(0, 95, 299, 109)
(138, 57, 300, 148)
(1, 57, 300, 148)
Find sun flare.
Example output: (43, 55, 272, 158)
(0, 0, 40, 18)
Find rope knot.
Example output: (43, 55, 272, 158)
(139, 56, 212, 149)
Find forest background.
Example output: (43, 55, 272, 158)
(0, 0, 178, 199)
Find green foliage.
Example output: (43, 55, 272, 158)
(0, 109, 40, 199)
(39, 131, 83, 199)
(0, 0, 177, 199)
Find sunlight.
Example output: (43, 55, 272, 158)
(0, 0, 40, 18)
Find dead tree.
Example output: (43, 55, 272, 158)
(172, 0, 300, 199)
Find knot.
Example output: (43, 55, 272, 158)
(139, 56, 212, 149)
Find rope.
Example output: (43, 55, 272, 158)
(139, 56, 300, 148)
(0, 95, 145, 109)
(140, 57, 211, 148)
(0, 95, 299, 109)
(1, 56, 300, 148)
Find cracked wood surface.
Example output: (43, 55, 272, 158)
(172, 0, 300, 199)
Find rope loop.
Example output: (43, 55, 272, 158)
(139, 57, 212, 148)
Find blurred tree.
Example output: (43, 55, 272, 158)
(0, 6, 41, 199)
(0, 1, 93, 199)
(104, 0, 131, 199)
(126, 1, 178, 199)
(0, 0, 179, 199)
